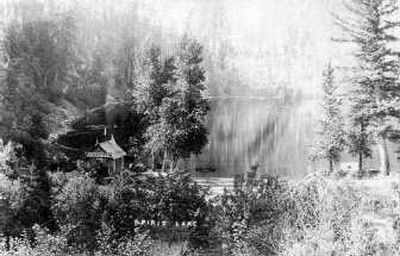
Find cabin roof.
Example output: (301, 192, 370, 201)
(87, 136, 126, 159)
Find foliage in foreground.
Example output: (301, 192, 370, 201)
(212, 173, 400, 256)
(0, 171, 400, 256)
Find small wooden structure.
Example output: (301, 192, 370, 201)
(86, 135, 126, 174)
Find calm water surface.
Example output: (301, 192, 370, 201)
(192, 98, 400, 178)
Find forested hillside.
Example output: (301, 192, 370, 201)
(1, 1, 400, 256)
(0, 0, 339, 98)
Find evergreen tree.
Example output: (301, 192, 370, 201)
(66, 51, 109, 109)
(0, 14, 78, 233)
(134, 44, 176, 170)
(318, 63, 346, 174)
(2, 14, 78, 146)
(18, 163, 55, 232)
(334, 0, 400, 175)
(144, 37, 209, 171)
(142, 45, 176, 111)
(347, 113, 373, 175)
(172, 36, 209, 158)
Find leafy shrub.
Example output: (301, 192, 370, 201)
(0, 173, 26, 236)
(0, 223, 154, 256)
(115, 229, 153, 256)
(107, 169, 211, 247)
(213, 173, 290, 255)
(50, 171, 104, 250)
(0, 224, 79, 256)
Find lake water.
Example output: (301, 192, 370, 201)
(192, 98, 400, 178)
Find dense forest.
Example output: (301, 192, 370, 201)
(0, 0, 332, 98)
(0, 0, 213, 254)
(1, 0, 400, 256)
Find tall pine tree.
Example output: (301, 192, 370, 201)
(335, 0, 400, 175)
(319, 63, 346, 174)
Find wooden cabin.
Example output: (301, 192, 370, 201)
(86, 135, 126, 175)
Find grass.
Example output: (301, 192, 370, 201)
(280, 173, 400, 256)
(193, 173, 400, 255)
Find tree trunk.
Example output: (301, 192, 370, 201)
(170, 157, 178, 172)
(358, 151, 363, 176)
(329, 159, 333, 175)
(151, 153, 156, 171)
(161, 150, 168, 172)
(378, 134, 391, 175)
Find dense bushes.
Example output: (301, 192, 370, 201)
(3, 160, 400, 256)
(0, 139, 211, 253)
(0, 173, 25, 237)
(106, 169, 211, 247)
(50, 172, 104, 250)
(0, 224, 153, 256)
(212, 174, 288, 255)
(209, 173, 400, 256)
(49, 169, 210, 252)
(209, 173, 325, 255)
(0, 142, 55, 236)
